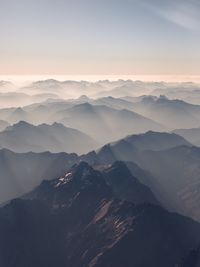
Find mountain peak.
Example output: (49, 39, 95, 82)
(6, 120, 33, 131)
(69, 102, 94, 113)
(51, 162, 107, 192)
(77, 95, 91, 101)
(15, 120, 31, 126)
(72, 161, 92, 174)
(103, 161, 159, 205)
(71, 161, 103, 186)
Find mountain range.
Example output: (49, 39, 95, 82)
(131, 95, 200, 129)
(55, 103, 164, 143)
(0, 130, 195, 219)
(1, 94, 200, 137)
(2, 79, 200, 266)
(0, 101, 164, 144)
(0, 121, 97, 154)
(1, 161, 200, 267)
(82, 131, 200, 220)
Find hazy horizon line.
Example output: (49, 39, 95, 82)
(1, 74, 200, 86)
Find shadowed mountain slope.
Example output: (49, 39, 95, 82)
(1, 162, 200, 267)
(0, 149, 78, 204)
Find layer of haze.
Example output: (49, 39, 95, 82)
(0, 0, 200, 75)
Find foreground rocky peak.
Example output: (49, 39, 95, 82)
(1, 162, 200, 267)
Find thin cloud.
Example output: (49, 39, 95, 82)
(140, 0, 200, 30)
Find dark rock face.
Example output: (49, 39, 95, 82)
(181, 247, 200, 267)
(0, 162, 200, 267)
(0, 199, 66, 267)
(103, 161, 159, 205)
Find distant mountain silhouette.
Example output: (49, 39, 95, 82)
(152, 83, 200, 105)
(0, 91, 59, 108)
(93, 131, 191, 164)
(173, 127, 200, 146)
(0, 121, 98, 154)
(131, 96, 200, 129)
(8, 107, 29, 124)
(57, 103, 164, 144)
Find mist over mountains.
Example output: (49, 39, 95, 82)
(1, 78, 200, 266)
(0, 121, 97, 154)
(1, 79, 200, 107)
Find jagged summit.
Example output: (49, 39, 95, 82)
(1, 161, 200, 267)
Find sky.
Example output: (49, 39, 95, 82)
(0, 0, 200, 75)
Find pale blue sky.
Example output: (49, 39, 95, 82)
(0, 0, 199, 75)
